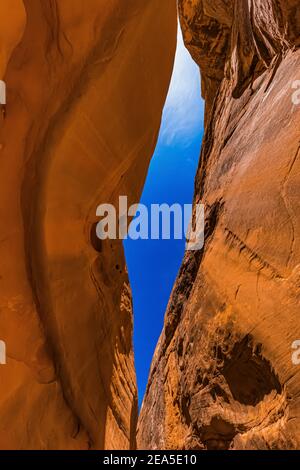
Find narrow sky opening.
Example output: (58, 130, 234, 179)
(124, 26, 204, 407)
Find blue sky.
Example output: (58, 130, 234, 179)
(124, 27, 204, 406)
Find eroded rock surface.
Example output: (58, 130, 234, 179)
(138, 0, 300, 450)
(0, 0, 176, 449)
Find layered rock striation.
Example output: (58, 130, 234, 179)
(139, 0, 300, 450)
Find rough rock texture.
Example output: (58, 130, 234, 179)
(138, 0, 300, 450)
(0, 0, 176, 449)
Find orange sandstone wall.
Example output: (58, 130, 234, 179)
(138, 0, 300, 450)
(0, 0, 177, 449)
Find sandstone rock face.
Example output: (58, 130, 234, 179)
(138, 0, 300, 450)
(0, 0, 176, 449)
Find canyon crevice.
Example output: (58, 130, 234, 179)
(138, 0, 300, 450)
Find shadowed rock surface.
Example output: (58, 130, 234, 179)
(138, 0, 300, 450)
(0, 0, 176, 449)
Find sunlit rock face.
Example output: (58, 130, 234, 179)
(0, 0, 177, 449)
(138, 0, 300, 450)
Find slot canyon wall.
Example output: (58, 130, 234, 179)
(138, 0, 300, 450)
(0, 0, 177, 449)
